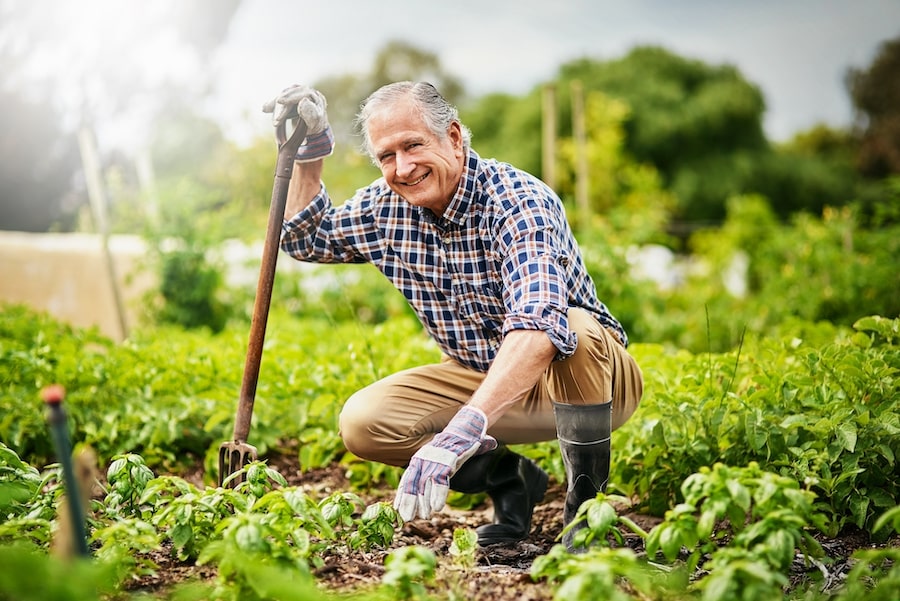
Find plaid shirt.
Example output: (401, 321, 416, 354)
(281, 149, 627, 373)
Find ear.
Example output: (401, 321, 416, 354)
(447, 121, 464, 154)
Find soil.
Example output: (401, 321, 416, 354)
(127, 452, 894, 600)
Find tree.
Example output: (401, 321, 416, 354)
(466, 45, 864, 223)
(847, 35, 900, 177)
(557, 47, 770, 222)
(559, 47, 767, 172)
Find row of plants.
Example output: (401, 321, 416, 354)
(0, 301, 428, 476)
(536, 469, 900, 601)
(0, 447, 408, 600)
(1, 305, 897, 598)
(1, 444, 898, 599)
(578, 190, 900, 354)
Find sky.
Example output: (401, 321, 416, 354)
(7, 0, 898, 151)
(203, 0, 900, 146)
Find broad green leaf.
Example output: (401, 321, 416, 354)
(726, 479, 751, 512)
(835, 422, 858, 453)
(850, 496, 870, 529)
(586, 500, 617, 533)
(659, 524, 681, 560)
(171, 522, 193, 550)
(698, 509, 716, 539)
(779, 414, 810, 429)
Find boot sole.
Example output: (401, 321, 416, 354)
(476, 464, 549, 546)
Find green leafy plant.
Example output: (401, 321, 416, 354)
(224, 460, 288, 499)
(319, 490, 364, 531)
(350, 502, 401, 551)
(142, 475, 244, 561)
(531, 545, 657, 601)
(0, 543, 121, 601)
(694, 546, 789, 601)
(616, 317, 899, 536)
(646, 463, 825, 572)
(448, 527, 478, 569)
(90, 516, 160, 581)
(0, 441, 43, 518)
(252, 487, 334, 549)
(560, 493, 649, 551)
(381, 546, 437, 601)
(838, 546, 900, 601)
(103, 452, 155, 518)
(872, 504, 900, 537)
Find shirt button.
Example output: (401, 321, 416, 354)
(442, 235, 451, 244)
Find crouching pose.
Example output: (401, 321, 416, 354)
(267, 81, 643, 550)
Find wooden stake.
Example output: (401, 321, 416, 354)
(542, 84, 557, 191)
(570, 80, 590, 231)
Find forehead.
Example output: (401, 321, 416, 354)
(368, 98, 433, 147)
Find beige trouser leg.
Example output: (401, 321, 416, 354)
(339, 308, 643, 467)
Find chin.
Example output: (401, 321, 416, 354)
(399, 191, 436, 209)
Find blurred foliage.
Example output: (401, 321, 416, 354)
(113, 37, 899, 349)
(0, 300, 430, 477)
(554, 90, 678, 232)
(154, 247, 229, 333)
(463, 45, 879, 224)
(2, 32, 898, 352)
(130, 176, 236, 333)
(847, 34, 900, 178)
(560, 47, 768, 172)
(649, 193, 900, 352)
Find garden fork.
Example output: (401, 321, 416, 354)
(218, 116, 308, 487)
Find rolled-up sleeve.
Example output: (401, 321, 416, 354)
(499, 209, 578, 359)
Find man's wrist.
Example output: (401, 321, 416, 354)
(445, 405, 489, 442)
(295, 126, 334, 163)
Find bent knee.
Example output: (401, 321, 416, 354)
(338, 391, 378, 459)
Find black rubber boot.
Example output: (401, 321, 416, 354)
(553, 401, 612, 553)
(450, 447, 549, 545)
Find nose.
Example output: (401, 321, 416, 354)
(395, 151, 415, 179)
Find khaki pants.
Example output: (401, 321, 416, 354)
(339, 308, 643, 466)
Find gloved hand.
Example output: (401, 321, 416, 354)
(393, 406, 498, 522)
(262, 84, 333, 162)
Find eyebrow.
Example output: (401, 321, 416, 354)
(375, 135, 428, 162)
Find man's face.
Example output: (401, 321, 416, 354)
(367, 98, 465, 215)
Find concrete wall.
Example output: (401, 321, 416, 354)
(0, 231, 156, 341)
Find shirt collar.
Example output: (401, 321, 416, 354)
(417, 148, 480, 229)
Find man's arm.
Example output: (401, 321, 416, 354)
(392, 327, 556, 521)
(284, 159, 324, 220)
(467, 329, 558, 425)
(263, 84, 332, 220)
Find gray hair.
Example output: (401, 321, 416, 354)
(355, 81, 472, 161)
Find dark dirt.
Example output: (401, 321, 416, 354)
(129, 452, 893, 600)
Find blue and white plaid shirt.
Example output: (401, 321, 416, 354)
(281, 148, 627, 373)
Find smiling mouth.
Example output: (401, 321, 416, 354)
(403, 172, 429, 186)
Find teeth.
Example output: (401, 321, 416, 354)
(407, 173, 428, 186)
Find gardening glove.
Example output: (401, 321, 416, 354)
(262, 84, 333, 162)
(394, 406, 498, 522)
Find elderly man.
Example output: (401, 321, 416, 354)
(266, 81, 642, 550)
